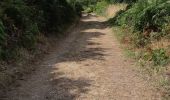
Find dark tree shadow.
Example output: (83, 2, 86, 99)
(45, 14, 112, 99)
(42, 14, 111, 100)
(37, 66, 92, 100)
(45, 76, 92, 100)
(46, 31, 109, 63)
(80, 20, 108, 30)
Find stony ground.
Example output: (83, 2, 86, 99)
(3, 14, 161, 100)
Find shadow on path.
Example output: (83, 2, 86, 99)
(2, 13, 110, 100)
(42, 14, 110, 100)
(45, 14, 110, 100)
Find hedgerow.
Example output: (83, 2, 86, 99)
(0, 0, 80, 60)
(108, 0, 170, 68)
(112, 0, 170, 47)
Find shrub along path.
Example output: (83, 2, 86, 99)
(3, 14, 161, 100)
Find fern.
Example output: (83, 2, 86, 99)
(111, 0, 170, 47)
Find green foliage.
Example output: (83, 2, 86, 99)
(138, 48, 169, 66)
(152, 48, 169, 66)
(68, 0, 98, 12)
(108, 10, 126, 25)
(20, 24, 39, 49)
(110, 1, 170, 98)
(116, 0, 170, 32)
(0, 0, 78, 60)
(107, 0, 137, 3)
(132, 32, 150, 47)
(94, 1, 109, 15)
(84, 5, 95, 13)
(32, 0, 76, 32)
(110, 0, 170, 47)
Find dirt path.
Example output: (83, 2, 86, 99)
(3, 14, 161, 100)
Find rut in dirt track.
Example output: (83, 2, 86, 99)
(4, 14, 160, 100)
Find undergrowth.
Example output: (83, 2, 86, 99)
(0, 0, 82, 94)
(112, 26, 170, 99)
(94, 1, 109, 15)
(109, 0, 170, 67)
(0, 0, 81, 61)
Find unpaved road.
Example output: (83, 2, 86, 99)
(3, 14, 161, 100)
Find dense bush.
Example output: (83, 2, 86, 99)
(110, 0, 170, 67)
(152, 48, 169, 66)
(112, 0, 170, 47)
(0, 0, 117, 60)
(106, 0, 137, 3)
(0, 0, 79, 60)
(68, 0, 98, 10)
(95, 1, 109, 15)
